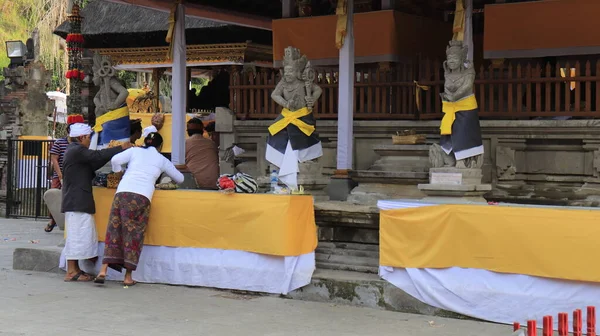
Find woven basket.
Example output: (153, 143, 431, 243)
(392, 134, 426, 145)
(106, 172, 123, 189)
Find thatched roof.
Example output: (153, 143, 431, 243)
(53, 0, 272, 49)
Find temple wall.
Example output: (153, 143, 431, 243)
(219, 111, 600, 206)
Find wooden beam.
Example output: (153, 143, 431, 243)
(102, 0, 273, 31)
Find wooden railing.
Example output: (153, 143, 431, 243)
(229, 59, 600, 120)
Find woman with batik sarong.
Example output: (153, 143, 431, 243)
(94, 133, 184, 286)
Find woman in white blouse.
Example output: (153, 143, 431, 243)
(94, 132, 184, 286)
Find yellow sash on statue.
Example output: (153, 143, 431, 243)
(440, 95, 477, 135)
(93, 106, 129, 133)
(268, 107, 315, 137)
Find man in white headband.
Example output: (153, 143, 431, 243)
(61, 122, 133, 282)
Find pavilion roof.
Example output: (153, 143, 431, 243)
(53, 0, 272, 49)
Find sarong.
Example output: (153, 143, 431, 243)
(64, 212, 98, 260)
(102, 192, 151, 271)
(439, 95, 483, 160)
(266, 108, 322, 189)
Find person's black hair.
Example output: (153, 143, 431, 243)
(187, 118, 204, 136)
(205, 122, 216, 133)
(143, 132, 163, 149)
(130, 120, 142, 136)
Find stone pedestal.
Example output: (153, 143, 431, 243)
(348, 144, 430, 205)
(418, 167, 492, 202)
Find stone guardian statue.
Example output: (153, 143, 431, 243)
(90, 53, 130, 148)
(266, 46, 323, 189)
(430, 40, 483, 169)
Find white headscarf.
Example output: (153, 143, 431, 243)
(69, 123, 92, 137)
(142, 125, 158, 138)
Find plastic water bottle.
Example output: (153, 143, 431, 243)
(270, 170, 278, 193)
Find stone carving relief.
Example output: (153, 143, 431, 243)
(496, 146, 516, 180)
(91, 53, 128, 117)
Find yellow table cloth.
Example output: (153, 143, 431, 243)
(380, 204, 600, 283)
(93, 188, 317, 257)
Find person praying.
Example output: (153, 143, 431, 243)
(61, 123, 132, 282)
(95, 132, 184, 286)
(185, 118, 219, 190)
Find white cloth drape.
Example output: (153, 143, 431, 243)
(59, 243, 315, 295)
(377, 199, 600, 332)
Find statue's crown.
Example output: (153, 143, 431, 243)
(92, 52, 115, 77)
(446, 40, 468, 56)
(283, 46, 308, 70)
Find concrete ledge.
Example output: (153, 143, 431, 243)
(12, 247, 472, 321)
(286, 269, 473, 320)
(13, 247, 63, 274)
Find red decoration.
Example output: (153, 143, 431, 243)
(66, 114, 85, 125)
(66, 33, 84, 44)
(65, 69, 85, 80)
(218, 176, 235, 191)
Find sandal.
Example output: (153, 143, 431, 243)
(44, 222, 57, 233)
(94, 275, 106, 284)
(123, 281, 137, 287)
(64, 270, 92, 282)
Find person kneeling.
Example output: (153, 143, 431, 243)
(95, 133, 184, 286)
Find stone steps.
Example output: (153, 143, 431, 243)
(315, 241, 380, 274)
(315, 261, 379, 274)
(317, 241, 379, 252)
(316, 253, 377, 267)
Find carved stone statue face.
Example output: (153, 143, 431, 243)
(446, 52, 462, 71)
(284, 65, 299, 83)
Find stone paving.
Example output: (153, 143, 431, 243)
(0, 218, 510, 336)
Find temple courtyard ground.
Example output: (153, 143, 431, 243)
(0, 219, 509, 336)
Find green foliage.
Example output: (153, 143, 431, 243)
(117, 70, 137, 88)
(0, 0, 68, 87)
(0, 0, 38, 80)
(191, 77, 209, 95)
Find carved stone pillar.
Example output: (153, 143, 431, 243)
(215, 107, 236, 175)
